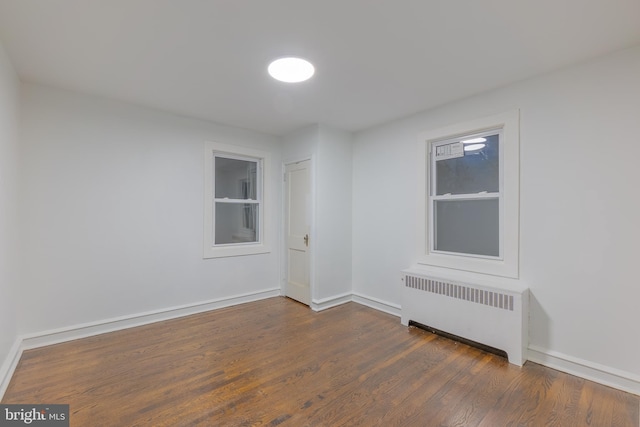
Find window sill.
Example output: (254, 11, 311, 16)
(203, 244, 271, 259)
(417, 252, 518, 279)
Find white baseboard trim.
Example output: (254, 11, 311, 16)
(528, 345, 640, 396)
(0, 338, 23, 400)
(352, 292, 401, 317)
(20, 288, 280, 350)
(310, 292, 402, 316)
(0, 287, 280, 401)
(6, 291, 637, 400)
(311, 292, 353, 312)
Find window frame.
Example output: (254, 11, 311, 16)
(429, 128, 503, 259)
(203, 141, 271, 258)
(417, 110, 520, 278)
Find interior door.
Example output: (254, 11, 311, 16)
(285, 160, 311, 305)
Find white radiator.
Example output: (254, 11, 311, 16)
(401, 267, 529, 366)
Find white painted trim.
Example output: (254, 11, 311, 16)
(417, 109, 520, 278)
(5, 291, 637, 400)
(352, 292, 401, 317)
(528, 345, 640, 396)
(311, 292, 352, 312)
(203, 141, 272, 259)
(1, 288, 279, 399)
(20, 288, 280, 350)
(309, 291, 401, 317)
(0, 338, 23, 400)
(282, 155, 314, 167)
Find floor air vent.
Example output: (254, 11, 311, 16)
(401, 268, 529, 366)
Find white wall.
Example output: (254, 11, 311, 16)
(17, 83, 282, 334)
(0, 41, 20, 377)
(282, 124, 353, 306)
(353, 46, 640, 385)
(315, 125, 352, 301)
(282, 124, 318, 164)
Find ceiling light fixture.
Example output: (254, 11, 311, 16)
(461, 137, 487, 144)
(268, 57, 315, 83)
(464, 143, 486, 152)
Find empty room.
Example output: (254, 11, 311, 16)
(0, 1, 639, 426)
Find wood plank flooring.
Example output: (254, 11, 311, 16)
(3, 297, 639, 426)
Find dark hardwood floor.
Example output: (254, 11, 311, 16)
(3, 297, 638, 426)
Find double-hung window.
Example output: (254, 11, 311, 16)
(430, 129, 501, 258)
(418, 110, 519, 278)
(214, 155, 260, 244)
(203, 142, 271, 258)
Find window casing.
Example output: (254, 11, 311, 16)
(204, 142, 271, 258)
(418, 110, 519, 278)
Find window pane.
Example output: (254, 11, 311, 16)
(215, 157, 258, 199)
(215, 203, 259, 244)
(434, 199, 499, 257)
(435, 133, 499, 195)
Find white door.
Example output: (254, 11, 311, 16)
(285, 160, 311, 305)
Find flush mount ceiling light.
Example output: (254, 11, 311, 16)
(268, 57, 315, 83)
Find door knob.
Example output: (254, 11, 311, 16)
(304, 234, 309, 247)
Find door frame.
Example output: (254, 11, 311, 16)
(281, 156, 315, 305)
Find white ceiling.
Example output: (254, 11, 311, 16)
(1, 1, 639, 136)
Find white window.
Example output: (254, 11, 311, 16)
(430, 129, 501, 258)
(203, 142, 271, 258)
(418, 110, 519, 278)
